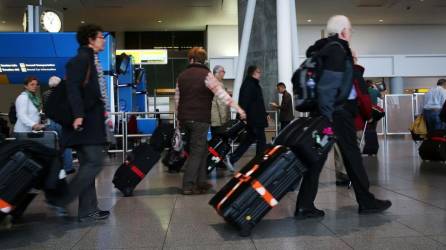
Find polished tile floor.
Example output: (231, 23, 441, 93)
(2, 136, 446, 249)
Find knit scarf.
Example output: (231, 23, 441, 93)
(94, 53, 110, 114)
(25, 90, 41, 110)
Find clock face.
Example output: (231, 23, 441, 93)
(41, 11, 61, 32)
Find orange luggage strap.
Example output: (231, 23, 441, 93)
(215, 146, 281, 213)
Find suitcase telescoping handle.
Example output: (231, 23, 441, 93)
(359, 120, 368, 149)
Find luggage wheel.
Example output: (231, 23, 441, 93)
(123, 188, 134, 197)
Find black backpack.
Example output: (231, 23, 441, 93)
(45, 80, 74, 127)
(291, 41, 345, 112)
(8, 103, 17, 124)
(45, 66, 90, 127)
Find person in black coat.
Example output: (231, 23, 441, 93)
(226, 65, 268, 168)
(47, 24, 110, 222)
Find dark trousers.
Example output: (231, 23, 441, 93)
(296, 107, 376, 210)
(182, 120, 209, 189)
(52, 144, 104, 217)
(280, 121, 291, 131)
(229, 125, 266, 164)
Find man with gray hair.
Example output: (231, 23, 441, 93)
(210, 65, 230, 135)
(295, 15, 391, 219)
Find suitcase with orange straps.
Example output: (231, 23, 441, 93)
(209, 145, 306, 236)
(112, 143, 161, 196)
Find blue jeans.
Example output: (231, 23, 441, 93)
(46, 120, 74, 172)
(423, 109, 445, 132)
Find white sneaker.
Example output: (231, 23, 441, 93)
(224, 155, 235, 172)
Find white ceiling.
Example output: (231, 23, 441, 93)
(0, 0, 445, 32)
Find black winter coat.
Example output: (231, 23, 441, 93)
(61, 47, 106, 147)
(238, 76, 268, 128)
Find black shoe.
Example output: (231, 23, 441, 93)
(181, 187, 201, 195)
(335, 179, 350, 186)
(197, 182, 213, 193)
(78, 210, 110, 222)
(358, 199, 392, 214)
(294, 208, 325, 219)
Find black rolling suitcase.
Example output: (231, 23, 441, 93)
(14, 131, 59, 150)
(112, 143, 161, 196)
(209, 145, 306, 236)
(207, 120, 246, 173)
(0, 152, 43, 214)
(216, 119, 246, 140)
(207, 137, 232, 173)
(274, 116, 335, 165)
(419, 130, 446, 161)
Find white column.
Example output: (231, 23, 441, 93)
(233, 0, 256, 104)
(290, 0, 299, 72)
(277, 0, 293, 95)
(277, 0, 294, 117)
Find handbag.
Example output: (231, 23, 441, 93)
(409, 114, 428, 141)
(371, 104, 385, 122)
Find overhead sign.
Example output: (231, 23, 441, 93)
(116, 49, 168, 65)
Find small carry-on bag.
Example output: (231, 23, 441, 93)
(273, 116, 335, 165)
(207, 137, 232, 173)
(14, 131, 59, 150)
(0, 152, 43, 214)
(419, 130, 446, 162)
(112, 143, 161, 196)
(209, 145, 306, 236)
(162, 148, 188, 173)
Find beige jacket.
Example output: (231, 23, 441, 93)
(210, 83, 230, 127)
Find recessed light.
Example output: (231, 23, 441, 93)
(81, 20, 85, 24)
(307, 19, 312, 23)
(379, 19, 384, 23)
(157, 20, 163, 23)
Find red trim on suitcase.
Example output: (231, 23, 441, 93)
(215, 146, 282, 213)
(0, 199, 13, 213)
(431, 137, 446, 142)
(208, 146, 223, 160)
(130, 165, 145, 179)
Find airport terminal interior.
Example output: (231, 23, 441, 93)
(1, 0, 446, 249)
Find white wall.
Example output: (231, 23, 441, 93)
(297, 25, 446, 55)
(206, 24, 446, 58)
(207, 25, 239, 58)
(402, 77, 446, 89)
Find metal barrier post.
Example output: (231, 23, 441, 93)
(124, 111, 176, 156)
